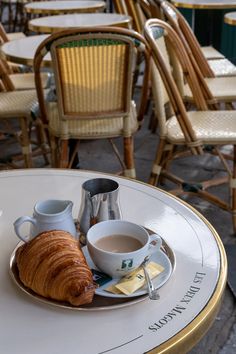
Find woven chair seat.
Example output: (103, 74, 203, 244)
(10, 72, 51, 90)
(201, 46, 225, 60)
(208, 58, 236, 77)
(167, 110, 236, 144)
(184, 76, 236, 102)
(0, 90, 38, 118)
(47, 101, 138, 140)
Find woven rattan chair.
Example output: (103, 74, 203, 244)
(152, 0, 236, 78)
(0, 57, 50, 91)
(147, 0, 236, 109)
(0, 21, 25, 44)
(0, 57, 50, 168)
(0, 21, 27, 74)
(34, 27, 150, 177)
(144, 18, 236, 232)
(113, 0, 151, 33)
(0, 89, 42, 168)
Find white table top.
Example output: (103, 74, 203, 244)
(224, 11, 236, 24)
(1, 34, 50, 67)
(172, 0, 236, 9)
(0, 169, 227, 354)
(28, 13, 131, 33)
(25, 1, 106, 15)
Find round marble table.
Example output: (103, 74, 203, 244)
(172, 0, 236, 29)
(28, 13, 131, 33)
(1, 34, 50, 67)
(24, 1, 106, 16)
(224, 11, 236, 25)
(0, 169, 227, 353)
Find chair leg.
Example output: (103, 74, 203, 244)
(232, 145, 236, 233)
(19, 117, 32, 168)
(34, 119, 50, 165)
(59, 140, 69, 168)
(49, 135, 58, 167)
(123, 136, 136, 178)
(149, 138, 166, 186)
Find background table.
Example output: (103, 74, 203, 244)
(0, 169, 227, 353)
(172, 0, 236, 57)
(28, 13, 131, 33)
(1, 34, 50, 66)
(223, 11, 236, 64)
(24, 1, 106, 16)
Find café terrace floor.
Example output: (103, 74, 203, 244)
(1, 92, 236, 353)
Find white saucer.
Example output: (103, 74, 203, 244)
(82, 246, 173, 298)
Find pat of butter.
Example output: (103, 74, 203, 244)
(106, 262, 164, 295)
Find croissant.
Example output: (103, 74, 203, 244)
(15, 230, 96, 306)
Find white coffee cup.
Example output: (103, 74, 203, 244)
(87, 220, 162, 278)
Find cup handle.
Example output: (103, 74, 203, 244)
(13, 216, 37, 242)
(148, 234, 162, 255)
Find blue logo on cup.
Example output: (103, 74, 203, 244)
(121, 259, 133, 269)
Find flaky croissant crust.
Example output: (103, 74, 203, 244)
(16, 230, 96, 306)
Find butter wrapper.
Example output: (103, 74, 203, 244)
(105, 261, 164, 295)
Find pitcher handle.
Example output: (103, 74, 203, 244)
(14, 216, 37, 242)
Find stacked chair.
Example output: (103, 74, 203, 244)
(148, 0, 236, 109)
(152, 0, 236, 77)
(0, 57, 50, 168)
(33, 27, 150, 177)
(143, 17, 236, 232)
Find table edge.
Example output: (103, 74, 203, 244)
(172, 1, 236, 10)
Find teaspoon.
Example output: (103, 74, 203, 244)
(141, 256, 160, 300)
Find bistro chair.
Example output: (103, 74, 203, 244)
(0, 57, 51, 91)
(147, 0, 236, 110)
(0, 89, 43, 168)
(34, 27, 150, 177)
(144, 18, 236, 232)
(0, 21, 27, 74)
(152, 0, 236, 78)
(0, 58, 50, 168)
(113, 0, 151, 33)
(0, 21, 25, 43)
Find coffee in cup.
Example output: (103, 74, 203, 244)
(87, 220, 162, 278)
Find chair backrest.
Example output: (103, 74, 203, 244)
(113, 0, 149, 33)
(148, 0, 217, 107)
(138, 0, 152, 19)
(144, 18, 207, 154)
(153, 0, 215, 78)
(0, 23, 9, 44)
(112, 0, 133, 29)
(113, 0, 128, 14)
(0, 57, 15, 91)
(34, 27, 150, 126)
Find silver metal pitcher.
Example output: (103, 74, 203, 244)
(78, 178, 121, 242)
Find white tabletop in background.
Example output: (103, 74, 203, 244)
(25, 1, 105, 14)
(28, 13, 131, 33)
(1, 34, 50, 66)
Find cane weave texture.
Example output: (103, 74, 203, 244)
(167, 111, 236, 144)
